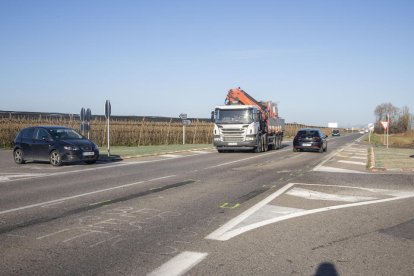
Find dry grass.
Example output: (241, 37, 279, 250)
(0, 116, 213, 148)
(369, 131, 414, 148)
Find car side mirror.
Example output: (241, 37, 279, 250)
(42, 136, 50, 141)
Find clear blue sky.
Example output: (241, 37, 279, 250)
(1, 0, 413, 127)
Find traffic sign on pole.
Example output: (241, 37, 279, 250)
(105, 100, 111, 119)
(80, 108, 86, 122)
(105, 100, 111, 156)
(380, 121, 389, 130)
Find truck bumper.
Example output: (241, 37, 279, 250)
(213, 140, 257, 151)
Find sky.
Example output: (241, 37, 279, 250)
(1, 0, 413, 128)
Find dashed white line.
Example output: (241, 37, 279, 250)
(147, 251, 208, 276)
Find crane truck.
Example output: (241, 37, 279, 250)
(212, 87, 285, 153)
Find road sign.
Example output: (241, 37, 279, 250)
(182, 119, 191, 126)
(105, 100, 111, 119)
(80, 108, 86, 121)
(380, 121, 389, 130)
(368, 123, 374, 131)
(179, 113, 187, 120)
(85, 108, 91, 121)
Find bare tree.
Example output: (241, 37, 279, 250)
(374, 103, 399, 133)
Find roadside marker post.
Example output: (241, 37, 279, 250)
(105, 100, 111, 157)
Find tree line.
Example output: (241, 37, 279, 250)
(374, 103, 413, 133)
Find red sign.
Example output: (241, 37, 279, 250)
(380, 121, 389, 130)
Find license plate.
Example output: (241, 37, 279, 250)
(228, 142, 237, 146)
(302, 143, 312, 147)
(82, 152, 95, 156)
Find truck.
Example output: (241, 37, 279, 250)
(212, 87, 285, 153)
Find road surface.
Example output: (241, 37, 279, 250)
(1, 133, 413, 275)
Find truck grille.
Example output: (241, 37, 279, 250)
(221, 128, 245, 142)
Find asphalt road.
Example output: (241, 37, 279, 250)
(0, 133, 413, 275)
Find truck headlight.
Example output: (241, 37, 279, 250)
(245, 135, 256, 141)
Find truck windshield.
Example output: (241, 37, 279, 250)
(215, 109, 254, 124)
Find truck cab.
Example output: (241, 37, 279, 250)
(212, 105, 262, 152)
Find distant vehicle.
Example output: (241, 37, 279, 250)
(13, 126, 99, 166)
(212, 87, 285, 152)
(293, 128, 327, 153)
(331, 129, 340, 136)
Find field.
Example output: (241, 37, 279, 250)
(0, 113, 335, 149)
(367, 131, 414, 148)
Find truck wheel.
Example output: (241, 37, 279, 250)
(255, 137, 262, 153)
(262, 135, 268, 152)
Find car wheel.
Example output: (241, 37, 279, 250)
(293, 147, 297, 152)
(50, 150, 62, 166)
(319, 146, 324, 153)
(13, 149, 25, 164)
(324, 144, 328, 152)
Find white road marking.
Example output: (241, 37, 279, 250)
(148, 251, 208, 276)
(206, 183, 414, 241)
(160, 154, 183, 158)
(350, 156, 366, 160)
(0, 175, 176, 215)
(204, 147, 290, 169)
(313, 166, 366, 174)
(286, 187, 377, 202)
(190, 151, 210, 154)
(338, 160, 366, 165)
(205, 183, 295, 240)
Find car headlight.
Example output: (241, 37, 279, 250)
(64, 145, 80, 151)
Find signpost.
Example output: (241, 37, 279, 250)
(380, 119, 389, 148)
(80, 107, 91, 138)
(368, 123, 374, 144)
(179, 114, 189, 144)
(105, 100, 111, 156)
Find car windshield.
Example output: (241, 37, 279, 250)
(48, 128, 84, 140)
(297, 130, 319, 138)
(215, 108, 254, 124)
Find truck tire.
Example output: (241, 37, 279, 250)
(255, 136, 262, 153)
(262, 134, 268, 152)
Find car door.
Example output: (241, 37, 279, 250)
(20, 128, 35, 159)
(32, 128, 52, 160)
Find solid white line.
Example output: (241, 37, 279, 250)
(205, 183, 295, 240)
(147, 251, 208, 276)
(286, 187, 377, 202)
(0, 175, 176, 215)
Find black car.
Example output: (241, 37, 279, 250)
(293, 128, 327, 153)
(331, 129, 340, 136)
(13, 126, 99, 166)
